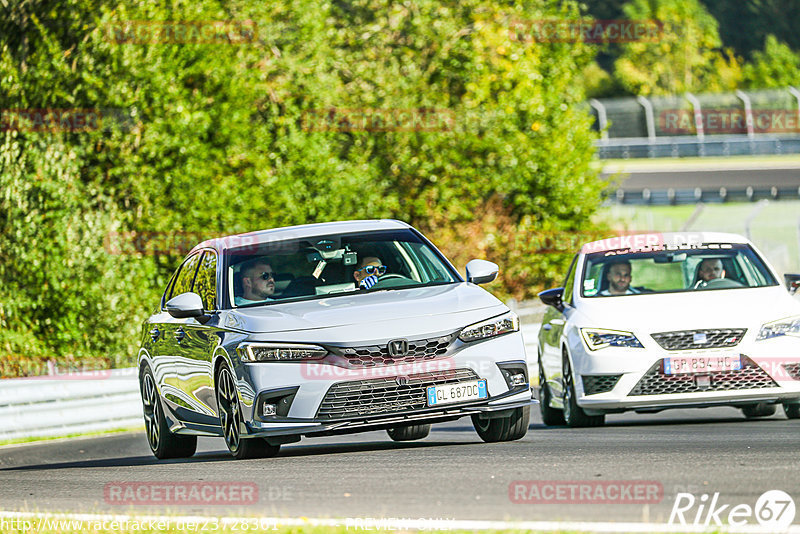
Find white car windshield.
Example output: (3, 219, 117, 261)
(226, 229, 460, 307)
(581, 243, 778, 297)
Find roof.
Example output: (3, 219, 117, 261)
(190, 219, 412, 254)
(581, 231, 751, 255)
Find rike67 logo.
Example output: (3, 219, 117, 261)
(669, 490, 795, 529)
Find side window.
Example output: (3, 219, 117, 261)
(167, 253, 202, 301)
(194, 251, 218, 310)
(561, 255, 579, 306)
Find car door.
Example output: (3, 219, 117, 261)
(540, 254, 578, 399)
(171, 249, 221, 427)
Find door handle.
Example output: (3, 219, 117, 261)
(149, 327, 160, 342)
(174, 328, 186, 342)
(549, 319, 565, 326)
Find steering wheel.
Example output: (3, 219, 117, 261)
(369, 273, 413, 289)
(696, 277, 744, 289)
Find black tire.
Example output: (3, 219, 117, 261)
(741, 403, 777, 419)
(216, 365, 280, 460)
(387, 423, 431, 441)
(562, 355, 605, 428)
(784, 404, 800, 419)
(140, 366, 197, 459)
(472, 406, 530, 442)
(538, 356, 565, 426)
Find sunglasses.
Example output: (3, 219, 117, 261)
(358, 265, 387, 276)
(258, 272, 276, 280)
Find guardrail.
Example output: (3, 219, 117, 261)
(0, 368, 142, 441)
(0, 320, 543, 441)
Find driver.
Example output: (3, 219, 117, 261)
(353, 256, 386, 289)
(235, 259, 276, 305)
(698, 258, 725, 282)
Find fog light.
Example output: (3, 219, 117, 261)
(510, 373, 526, 387)
(262, 403, 277, 416)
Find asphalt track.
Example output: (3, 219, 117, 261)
(1, 407, 798, 528)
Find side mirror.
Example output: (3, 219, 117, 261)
(465, 259, 499, 285)
(166, 292, 205, 319)
(785, 274, 800, 295)
(538, 287, 564, 311)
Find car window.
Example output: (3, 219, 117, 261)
(194, 251, 218, 310)
(561, 255, 578, 306)
(168, 253, 202, 301)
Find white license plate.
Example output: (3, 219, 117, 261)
(427, 380, 488, 406)
(663, 354, 742, 375)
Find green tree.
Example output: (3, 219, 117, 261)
(743, 35, 800, 88)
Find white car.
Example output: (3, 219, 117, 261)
(536, 232, 800, 427)
(138, 220, 532, 459)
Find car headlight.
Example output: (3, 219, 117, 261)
(757, 315, 800, 341)
(580, 328, 644, 350)
(459, 312, 519, 343)
(237, 343, 328, 362)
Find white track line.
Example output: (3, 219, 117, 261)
(1, 511, 798, 533)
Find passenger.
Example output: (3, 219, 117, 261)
(353, 256, 386, 289)
(235, 259, 276, 305)
(599, 260, 639, 296)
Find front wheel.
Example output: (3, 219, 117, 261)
(784, 404, 800, 419)
(140, 366, 197, 459)
(472, 406, 530, 442)
(216, 365, 280, 460)
(741, 403, 776, 419)
(538, 356, 565, 426)
(387, 423, 431, 441)
(562, 355, 605, 428)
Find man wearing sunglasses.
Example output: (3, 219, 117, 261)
(235, 259, 277, 305)
(353, 256, 387, 290)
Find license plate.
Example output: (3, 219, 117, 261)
(663, 354, 742, 375)
(427, 380, 488, 406)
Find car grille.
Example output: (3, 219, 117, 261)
(317, 368, 480, 419)
(783, 363, 800, 380)
(629, 356, 777, 396)
(582, 375, 622, 395)
(651, 329, 746, 351)
(334, 333, 456, 367)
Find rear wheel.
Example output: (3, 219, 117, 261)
(562, 355, 605, 428)
(741, 403, 777, 419)
(140, 366, 197, 459)
(472, 406, 530, 442)
(216, 365, 280, 460)
(784, 404, 800, 419)
(387, 423, 431, 441)
(538, 356, 565, 426)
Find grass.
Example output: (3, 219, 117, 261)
(597, 153, 800, 170)
(0, 426, 144, 448)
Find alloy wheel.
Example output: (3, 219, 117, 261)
(142, 372, 161, 451)
(217, 367, 242, 453)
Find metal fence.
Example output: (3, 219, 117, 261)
(590, 87, 800, 158)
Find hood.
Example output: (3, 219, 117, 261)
(573, 285, 800, 333)
(220, 283, 507, 342)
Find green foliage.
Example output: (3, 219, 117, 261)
(743, 35, 800, 89)
(612, 0, 742, 95)
(0, 0, 606, 373)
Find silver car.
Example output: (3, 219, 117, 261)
(138, 220, 532, 459)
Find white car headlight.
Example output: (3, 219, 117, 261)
(459, 312, 519, 343)
(237, 343, 328, 362)
(580, 328, 644, 350)
(757, 315, 800, 341)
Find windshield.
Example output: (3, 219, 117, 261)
(581, 243, 778, 298)
(225, 228, 460, 307)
